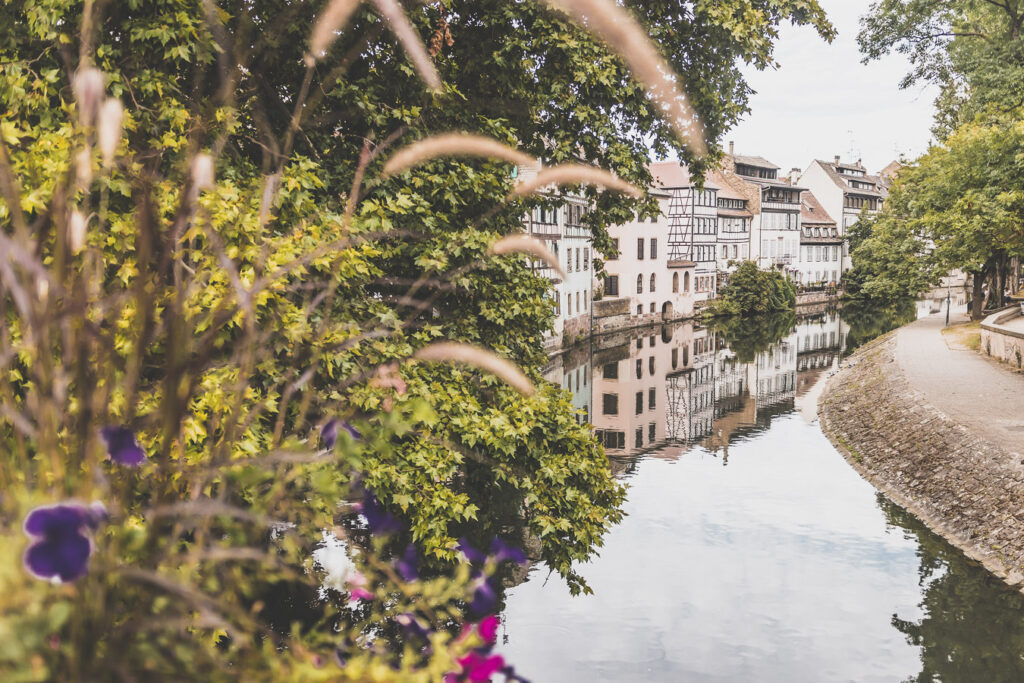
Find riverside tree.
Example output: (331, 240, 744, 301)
(0, 0, 832, 678)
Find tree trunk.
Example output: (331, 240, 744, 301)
(995, 254, 1006, 308)
(969, 268, 987, 320)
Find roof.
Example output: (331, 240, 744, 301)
(813, 160, 885, 198)
(732, 154, 780, 170)
(648, 161, 719, 190)
(705, 168, 746, 201)
(800, 190, 836, 226)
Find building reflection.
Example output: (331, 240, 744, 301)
(546, 311, 849, 467)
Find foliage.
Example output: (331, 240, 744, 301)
(859, 0, 1024, 138)
(844, 116, 1024, 318)
(840, 298, 917, 354)
(703, 261, 796, 318)
(0, 0, 833, 677)
(709, 309, 796, 363)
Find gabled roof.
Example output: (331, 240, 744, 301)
(812, 160, 885, 198)
(732, 154, 780, 170)
(648, 161, 719, 190)
(800, 190, 836, 226)
(706, 169, 745, 201)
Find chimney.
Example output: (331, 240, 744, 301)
(729, 141, 734, 155)
(834, 155, 841, 165)
(790, 167, 800, 184)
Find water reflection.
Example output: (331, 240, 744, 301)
(506, 309, 1024, 681)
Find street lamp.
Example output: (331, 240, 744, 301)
(945, 280, 951, 328)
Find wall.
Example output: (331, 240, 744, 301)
(820, 332, 1024, 592)
(981, 307, 1024, 369)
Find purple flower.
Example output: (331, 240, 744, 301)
(457, 537, 486, 565)
(468, 573, 496, 618)
(396, 544, 418, 582)
(490, 537, 526, 565)
(396, 612, 431, 643)
(99, 426, 146, 466)
(321, 419, 360, 450)
(357, 491, 402, 535)
(23, 502, 104, 583)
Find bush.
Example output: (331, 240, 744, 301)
(703, 261, 796, 317)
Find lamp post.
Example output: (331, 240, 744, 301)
(945, 281, 951, 328)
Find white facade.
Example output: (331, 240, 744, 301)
(602, 187, 696, 324)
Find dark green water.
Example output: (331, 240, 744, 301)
(498, 308, 1024, 682)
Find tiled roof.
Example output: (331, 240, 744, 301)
(813, 160, 885, 198)
(732, 154, 780, 170)
(649, 161, 719, 190)
(800, 190, 836, 226)
(705, 168, 745, 200)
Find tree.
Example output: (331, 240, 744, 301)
(859, 0, 1024, 138)
(845, 118, 1024, 319)
(704, 261, 796, 317)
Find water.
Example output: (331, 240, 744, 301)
(498, 309, 1024, 682)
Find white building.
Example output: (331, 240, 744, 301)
(600, 163, 697, 325)
(794, 189, 843, 287)
(520, 163, 595, 350)
(724, 151, 804, 279)
(799, 157, 888, 271)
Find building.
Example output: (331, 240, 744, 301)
(599, 163, 697, 325)
(794, 189, 843, 287)
(799, 157, 888, 271)
(722, 147, 805, 280)
(708, 168, 754, 280)
(519, 163, 595, 349)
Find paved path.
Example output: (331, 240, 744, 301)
(895, 308, 1024, 456)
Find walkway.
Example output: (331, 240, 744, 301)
(895, 308, 1024, 456)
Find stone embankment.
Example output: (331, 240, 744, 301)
(820, 332, 1024, 591)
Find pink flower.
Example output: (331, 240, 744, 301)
(455, 651, 505, 682)
(477, 615, 499, 645)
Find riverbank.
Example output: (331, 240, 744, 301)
(819, 311, 1024, 592)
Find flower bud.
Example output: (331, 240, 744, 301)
(72, 68, 104, 128)
(97, 99, 123, 169)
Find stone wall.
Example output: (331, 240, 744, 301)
(820, 333, 1024, 591)
(981, 307, 1024, 370)
(796, 289, 839, 307)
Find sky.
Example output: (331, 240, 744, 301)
(727, 0, 939, 176)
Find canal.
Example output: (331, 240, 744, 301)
(497, 308, 1024, 682)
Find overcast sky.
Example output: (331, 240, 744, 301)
(726, 0, 939, 176)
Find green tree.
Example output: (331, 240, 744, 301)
(859, 0, 1024, 138)
(704, 261, 796, 317)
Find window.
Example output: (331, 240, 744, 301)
(717, 198, 746, 210)
(648, 423, 656, 443)
(635, 392, 644, 415)
(765, 187, 798, 203)
(697, 189, 716, 206)
(635, 359, 642, 379)
(566, 294, 571, 316)
(636, 275, 644, 294)
(602, 393, 619, 415)
(636, 304, 642, 315)
(650, 334, 656, 346)
(637, 337, 643, 350)
(650, 274, 656, 293)
(762, 211, 798, 230)
(637, 238, 645, 260)
(584, 290, 588, 310)
(606, 275, 619, 296)
(732, 244, 738, 259)
(649, 302, 656, 313)
(575, 248, 581, 272)
(575, 291, 580, 313)
(597, 430, 625, 449)
(583, 248, 590, 271)
(609, 239, 619, 260)
(603, 362, 618, 379)
(720, 217, 748, 233)
(721, 245, 728, 259)
(553, 291, 560, 316)
(672, 348, 678, 368)
(635, 428, 643, 448)
(648, 388, 656, 409)
(672, 272, 679, 293)
(650, 238, 658, 259)
(683, 272, 690, 292)
(649, 356, 655, 375)
(695, 217, 716, 234)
